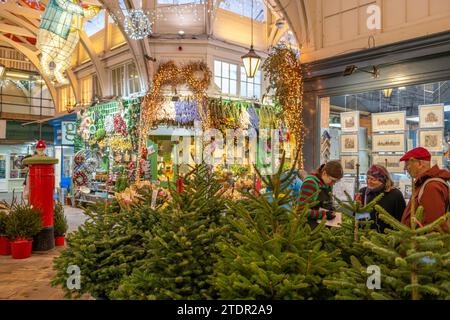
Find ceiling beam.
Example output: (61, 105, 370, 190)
(0, 33, 58, 111)
(0, 10, 39, 35)
(0, 23, 36, 38)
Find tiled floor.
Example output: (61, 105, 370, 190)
(0, 206, 90, 300)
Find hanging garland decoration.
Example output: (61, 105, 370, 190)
(262, 45, 305, 169)
(180, 62, 212, 128)
(138, 61, 211, 181)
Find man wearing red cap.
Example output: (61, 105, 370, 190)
(400, 147, 450, 232)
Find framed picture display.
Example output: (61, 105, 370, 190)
(372, 133, 405, 152)
(419, 130, 444, 152)
(372, 154, 404, 173)
(372, 111, 406, 132)
(419, 104, 444, 129)
(340, 111, 360, 132)
(340, 134, 358, 153)
(341, 155, 359, 174)
(431, 155, 444, 168)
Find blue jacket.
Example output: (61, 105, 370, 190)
(39, 0, 84, 40)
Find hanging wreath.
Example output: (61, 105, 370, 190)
(74, 153, 85, 166)
(73, 171, 88, 187)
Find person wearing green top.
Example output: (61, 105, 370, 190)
(298, 160, 344, 228)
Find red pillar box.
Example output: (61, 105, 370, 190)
(22, 141, 58, 251)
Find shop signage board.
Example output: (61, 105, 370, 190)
(372, 111, 406, 132)
(61, 121, 76, 145)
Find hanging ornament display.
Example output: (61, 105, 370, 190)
(36, 0, 101, 84)
(105, 114, 115, 133)
(124, 9, 152, 40)
(175, 100, 200, 124)
(156, 100, 176, 122)
(85, 158, 99, 173)
(113, 113, 127, 135)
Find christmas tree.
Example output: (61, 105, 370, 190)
(111, 164, 229, 300)
(52, 184, 163, 299)
(324, 204, 450, 300)
(212, 155, 345, 299)
(322, 192, 383, 265)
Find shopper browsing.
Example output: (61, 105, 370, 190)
(400, 147, 450, 232)
(297, 160, 343, 228)
(356, 164, 406, 233)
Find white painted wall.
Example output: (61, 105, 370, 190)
(301, 0, 450, 62)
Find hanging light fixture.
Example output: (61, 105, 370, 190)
(382, 88, 393, 98)
(241, 0, 261, 78)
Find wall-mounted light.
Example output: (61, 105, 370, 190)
(343, 65, 379, 78)
(0, 64, 5, 78)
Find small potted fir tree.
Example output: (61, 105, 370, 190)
(54, 202, 68, 246)
(5, 204, 42, 259)
(0, 211, 11, 256)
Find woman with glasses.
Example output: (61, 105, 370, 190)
(356, 164, 406, 233)
(297, 160, 344, 228)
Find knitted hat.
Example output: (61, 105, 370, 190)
(367, 164, 389, 185)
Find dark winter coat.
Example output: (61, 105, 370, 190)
(359, 186, 406, 233)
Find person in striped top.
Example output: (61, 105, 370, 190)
(298, 161, 344, 228)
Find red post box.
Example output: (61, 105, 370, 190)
(22, 141, 58, 251)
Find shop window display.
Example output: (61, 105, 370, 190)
(321, 80, 450, 201)
(9, 154, 27, 179)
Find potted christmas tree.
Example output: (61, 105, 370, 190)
(0, 210, 11, 256)
(54, 201, 68, 246)
(5, 204, 42, 259)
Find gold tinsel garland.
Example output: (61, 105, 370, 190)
(137, 61, 212, 180)
(262, 46, 305, 169)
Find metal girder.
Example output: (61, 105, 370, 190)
(0, 33, 58, 111)
(98, 0, 150, 91)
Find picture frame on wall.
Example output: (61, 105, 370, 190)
(419, 104, 444, 129)
(340, 134, 358, 153)
(340, 111, 360, 132)
(372, 133, 405, 152)
(341, 155, 359, 174)
(431, 155, 444, 168)
(372, 154, 404, 173)
(372, 111, 406, 132)
(419, 130, 444, 152)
